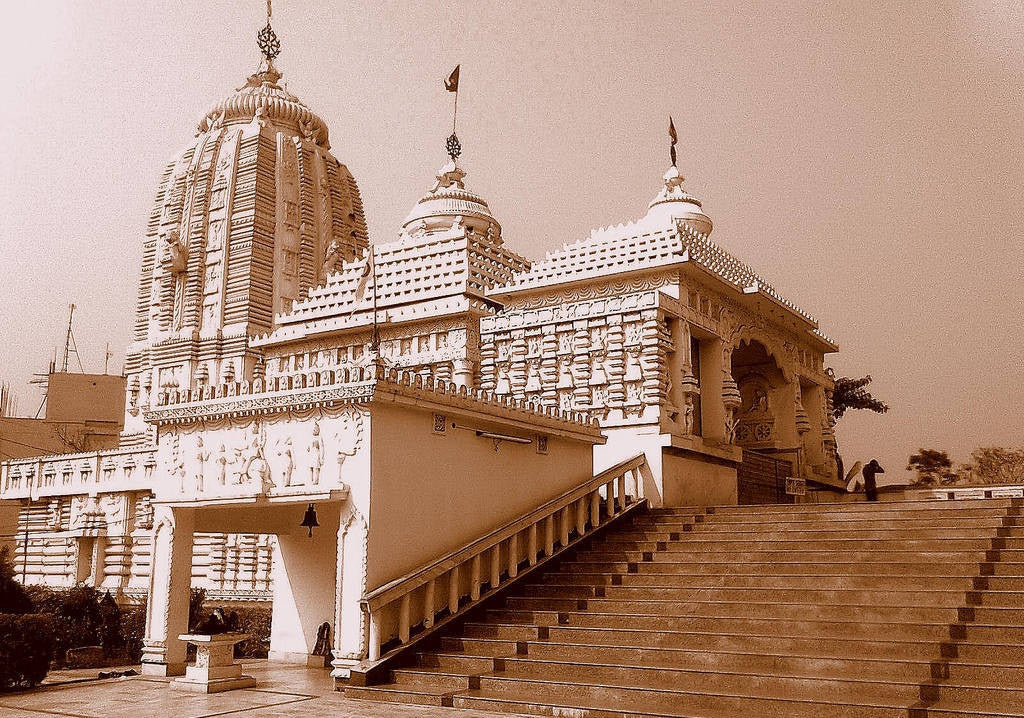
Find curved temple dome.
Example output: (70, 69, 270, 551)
(645, 165, 713, 235)
(122, 58, 369, 439)
(402, 161, 501, 240)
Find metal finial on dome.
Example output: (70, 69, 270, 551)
(257, 0, 281, 61)
(446, 132, 462, 162)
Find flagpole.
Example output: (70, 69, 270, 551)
(369, 248, 380, 352)
(452, 88, 459, 135)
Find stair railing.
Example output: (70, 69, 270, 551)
(360, 453, 648, 662)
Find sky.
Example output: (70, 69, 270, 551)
(0, 1, 1022, 481)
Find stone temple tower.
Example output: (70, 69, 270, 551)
(122, 21, 367, 441)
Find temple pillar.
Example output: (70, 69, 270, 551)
(331, 509, 368, 678)
(699, 338, 725, 442)
(141, 505, 195, 677)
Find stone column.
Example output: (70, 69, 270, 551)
(452, 359, 474, 390)
(142, 505, 195, 677)
(699, 338, 725, 442)
(331, 510, 367, 678)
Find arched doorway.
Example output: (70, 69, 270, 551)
(730, 339, 796, 504)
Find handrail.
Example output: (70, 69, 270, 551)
(360, 453, 648, 662)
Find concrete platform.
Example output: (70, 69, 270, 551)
(0, 662, 530, 718)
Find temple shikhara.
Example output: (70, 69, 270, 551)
(1, 14, 843, 686)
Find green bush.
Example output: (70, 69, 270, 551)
(187, 587, 207, 633)
(233, 605, 272, 658)
(120, 601, 146, 664)
(98, 592, 123, 656)
(0, 546, 32, 615)
(0, 614, 56, 689)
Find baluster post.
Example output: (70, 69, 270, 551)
(544, 515, 555, 556)
(575, 499, 586, 535)
(368, 611, 382, 661)
(448, 565, 460, 614)
(508, 534, 519, 578)
(590, 490, 600, 528)
(490, 544, 501, 588)
(398, 593, 411, 643)
(470, 554, 481, 601)
(606, 481, 615, 517)
(560, 507, 570, 547)
(527, 523, 538, 566)
(423, 579, 436, 629)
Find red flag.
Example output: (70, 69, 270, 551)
(669, 116, 678, 167)
(445, 65, 460, 93)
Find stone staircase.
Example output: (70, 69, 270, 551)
(344, 497, 1024, 718)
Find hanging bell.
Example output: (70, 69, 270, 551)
(300, 503, 320, 537)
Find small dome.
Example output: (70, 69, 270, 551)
(646, 165, 713, 235)
(196, 61, 331, 148)
(402, 161, 500, 238)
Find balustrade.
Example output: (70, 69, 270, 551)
(0, 448, 155, 500)
(360, 454, 647, 663)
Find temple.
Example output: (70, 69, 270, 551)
(0, 16, 840, 679)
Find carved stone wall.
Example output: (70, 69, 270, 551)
(480, 292, 665, 425)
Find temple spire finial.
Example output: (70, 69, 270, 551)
(444, 65, 462, 162)
(257, 0, 281, 63)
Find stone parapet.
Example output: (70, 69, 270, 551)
(145, 363, 601, 440)
(0, 447, 155, 501)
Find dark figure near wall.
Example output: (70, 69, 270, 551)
(313, 622, 332, 657)
(196, 607, 241, 634)
(862, 459, 885, 502)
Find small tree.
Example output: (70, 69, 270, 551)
(907, 449, 956, 486)
(832, 375, 889, 421)
(969, 447, 1024, 485)
(0, 546, 33, 615)
(829, 374, 890, 482)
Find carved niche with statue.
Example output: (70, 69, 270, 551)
(734, 372, 776, 447)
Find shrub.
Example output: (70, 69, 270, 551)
(233, 605, 272, 659)
(0, 546, 32, 615)
(49, 585, 103, 663)
(120, 601, 146, 664)
(187, 587, 207, 633)
(98, 591, 124, 656)
(0, 614, 56, 689)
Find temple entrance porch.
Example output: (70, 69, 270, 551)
(140, 493, 365, 679)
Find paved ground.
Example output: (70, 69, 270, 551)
(0, 662, 524, 718)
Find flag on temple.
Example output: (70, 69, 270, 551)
(445, 65, 460, 93)
(669, 116, 678, 166)
(354, 249, 374, 301)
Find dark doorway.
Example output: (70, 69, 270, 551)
(737, 450, 794, 505)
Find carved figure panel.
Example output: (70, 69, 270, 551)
(154, 407, 367, 501)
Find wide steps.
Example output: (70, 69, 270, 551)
(452, 678, 911, 718)
(544, 571, 976, 591)
(562, 559, 983, 577)
(347, 497, 1024, 717)
(505, 644, 934, 681)
(504, 596, 961, 622)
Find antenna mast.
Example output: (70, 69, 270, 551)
(61, 304, 84, 373)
